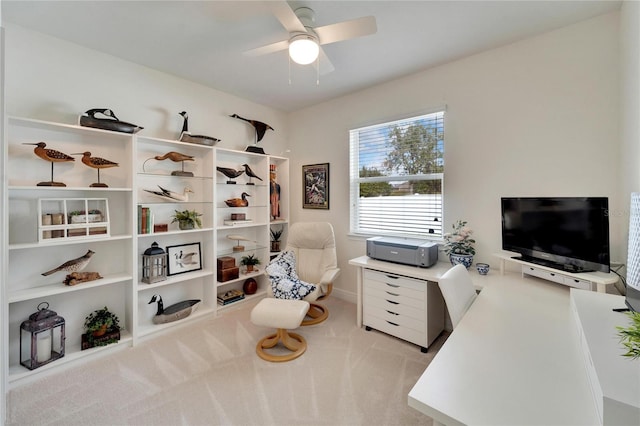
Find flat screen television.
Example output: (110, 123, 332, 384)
(501, 197, 610, 273)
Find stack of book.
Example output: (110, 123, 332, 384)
(138, 206, 154, 234)
(217, 289, 245, 306)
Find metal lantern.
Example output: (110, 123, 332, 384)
(20, 302, 65, 370)
(142, 241, 167, 284)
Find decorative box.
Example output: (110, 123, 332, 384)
(217, 256, 236, 269)
(217, 267, 239, 282)
(231, 213, 246, 220)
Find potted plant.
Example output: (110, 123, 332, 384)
(443, 220, 476, 269)
(240, 254, 261, 272)
(270, 226, 283, 252)
(617, 311, 640, 359)
(83, 306, 121, 349)
(171, 209, 202, 230)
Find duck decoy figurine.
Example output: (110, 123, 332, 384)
(79, 108, 143, 134)
(178, 111, 221, 146)
(72, 151, 119, 187)
(148, 294, 201, 325)
(224, 192, 251, 207)
(216, 166, 244, 184)
(24, 142, 75, 187)
(242, 163, 263, 185)
(143, 151, 195, 177)
(144, 185, 194, 202)
(229, 113, 273, 154)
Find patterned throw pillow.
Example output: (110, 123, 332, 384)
(266, 251, 316, 300)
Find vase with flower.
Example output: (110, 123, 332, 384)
(443, 220, 476, 269)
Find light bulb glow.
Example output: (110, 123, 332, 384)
(289, 35, 319, 65)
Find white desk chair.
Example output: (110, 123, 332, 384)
(438, 264, 478, 329)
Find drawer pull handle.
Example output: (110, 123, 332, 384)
(386, 321, 399, 327)
(386, 299, 399, 305)
(385, 275, 399, 280)
(386, 291, 400, 297)
(386, 310, 399, 316)
(386, 283, 400, 288)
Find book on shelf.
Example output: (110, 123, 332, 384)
(217, 289, 245, 305)
(217, 295, 245, 305)
(223, 219, 253, 226)
(138, 206, 154, 234)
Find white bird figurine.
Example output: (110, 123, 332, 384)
(144, 185, 193, 202)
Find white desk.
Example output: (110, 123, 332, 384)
(408, 273, 600, 425)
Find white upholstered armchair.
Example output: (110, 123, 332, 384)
(268, 222, 340, 325)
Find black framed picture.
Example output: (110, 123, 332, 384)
(166, 242, 202, 276)
(303, 163, 329, 209)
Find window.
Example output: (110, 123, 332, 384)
(349, 110, 444, 239)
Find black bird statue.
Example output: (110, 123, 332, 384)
(178, 111, 221, 146)
(216, 166, 244, 184)
(242, 163, 263, 185)
(229, 114, 274, 154)
(79, 109, 143, 133)
(148, 294, 201, 325)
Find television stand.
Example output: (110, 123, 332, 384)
(511, 255, 594, 273)
(494, 252, 619, 293)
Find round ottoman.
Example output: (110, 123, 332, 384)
(250, 298, 310, 362)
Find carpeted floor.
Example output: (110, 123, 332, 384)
(7, 297, 447, 425)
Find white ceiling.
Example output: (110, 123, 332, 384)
(2, 0, 621, 112)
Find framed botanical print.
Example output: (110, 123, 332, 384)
(303, 163, 329, 209)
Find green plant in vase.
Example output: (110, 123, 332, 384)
(241, 254, 261, 272)
(617, 311, 640, 359)
(84, 306, 120, 346)
(171, 209, 202, 230)
(270, 226, 283, 252)
(443, 220, 476, 269)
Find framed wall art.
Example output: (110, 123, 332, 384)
(303, 163, 329, 209)
(166, 242, 202, 276)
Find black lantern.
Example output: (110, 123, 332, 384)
(142, 241, 168, 284)
(20, 302, 65, 370)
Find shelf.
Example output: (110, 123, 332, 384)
(8, 273, 133, 303)
(136, 306, 215, 338)
(137, 227, 214, 238)
(137, 135, 214, 150)
(138, 172, 213, 180)
(8, 330, 133, 385)
(9, 234, 133, 250)
(9, 186, 132, 192)
(136, 269, 214, 291)
(217, 291, 265, 311)
(217, 270, 265, 286)
(217, 245, 268, 257)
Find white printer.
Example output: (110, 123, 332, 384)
(366, 236, 438, 268)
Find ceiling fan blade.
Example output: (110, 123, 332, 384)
(267, 1, 306, 33)
(244, 39, 289, 57)
(315, 16, 377, 45)
(316, 48, 335, 75)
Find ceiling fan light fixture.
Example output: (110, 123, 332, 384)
(289, 33, 319, 65)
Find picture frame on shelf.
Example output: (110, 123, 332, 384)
(166, 242, 202, 276)
(303, 163, 329, 210)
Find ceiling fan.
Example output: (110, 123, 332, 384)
(245, 1, 377, 75)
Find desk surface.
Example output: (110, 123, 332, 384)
(408, 273, 600, 425)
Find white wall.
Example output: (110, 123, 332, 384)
(3, 23, 290, 155)
(289, 11, 622, 299)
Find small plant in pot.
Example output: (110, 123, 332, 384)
(171, 209, 202, 230)
(617, 311, 640, 359)
(240, 254, 261, 272)
(83, 306, 120, 347)
(443, 220, 476, 269)
(270, 226, 283, 252)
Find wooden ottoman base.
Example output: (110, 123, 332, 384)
(256, 328, 307, 362)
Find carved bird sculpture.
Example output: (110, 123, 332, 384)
(224, 192, 251, 207)
(73, 151, 119, 187)
(242, 164, 263, 181)
(144, 185, 193, 202)
(79, 108, 143, 133)
(229, 114, 274, 142)
(24, 142, 75, 186)
(142, 151, 195, 176)
(148, 294, 201, 324)
(178, 111, 221, 146)
(216, 166, 245, 181)
(42, 250, 95, 276)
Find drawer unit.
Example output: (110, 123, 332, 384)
(522, 265, 594, 290)
(363, 268, 444, 351)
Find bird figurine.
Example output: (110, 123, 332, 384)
(72, 151, 119, 187)
(79, 108, 143, 133)
(42, 249, 95, 276)
(178, 111, 221, 146)
(148, 294, 201, 324)
(229, 113, 273, 153)
(242, 163, 263, 185)
(142, 151, 195, 177)
(226, 234, 256, 252)
(224, 192, 251, 207)
(144, 185, 193, 202)
(216, 166, 244, 184)
(24, 142, 75, 187)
